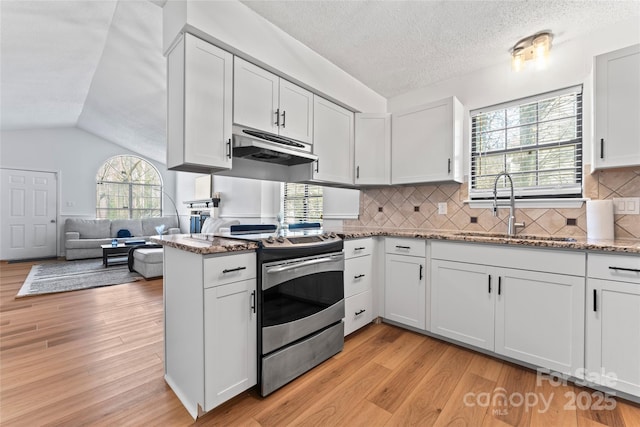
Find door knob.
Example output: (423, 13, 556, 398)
(50, 219, 56, 223)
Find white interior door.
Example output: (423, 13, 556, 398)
(0, 169, 58, 260)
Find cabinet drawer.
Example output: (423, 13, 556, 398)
(385, 237, 426, 257)
(345, 255, 373, 298)
(204, 252, 256, 288)
(344, 290, 373, 336)
(344, 238, 374, 259)
(588, 253, 640, 284)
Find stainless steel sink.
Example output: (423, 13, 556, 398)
(452, 231, 577, 243)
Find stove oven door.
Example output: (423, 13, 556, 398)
(261, 252, 345, 354)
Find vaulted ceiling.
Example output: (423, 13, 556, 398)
(1, 0, 638, 164)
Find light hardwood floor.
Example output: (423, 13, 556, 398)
(1, 260, 639, 426)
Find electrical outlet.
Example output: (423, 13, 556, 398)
(613, 197, 640, 215)
(438, 202, 448, 215)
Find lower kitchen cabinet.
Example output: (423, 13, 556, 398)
(494, 268, 584, 374)
(204, 279, 257, 410)
(586, 253, 640, 398)
(344, 238, 374, 336)
(164, 247, 257, 418)
(385, 251, 426, 330)
(430, 260, 493, 350)
(430, 241, 585, 375)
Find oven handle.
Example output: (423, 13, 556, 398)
(265, 254, 343, 274)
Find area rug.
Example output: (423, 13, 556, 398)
(16, 259, 144, 298)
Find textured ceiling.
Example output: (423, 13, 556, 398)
(1, 0, 639, 164)
(0, 0, 166, 163)
(241, 0, 640, 98)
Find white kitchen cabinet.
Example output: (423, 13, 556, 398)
(384, 238, 426, 330)
(167, 33, 233, 173)
(355, 113, 391, 185)
(430, 260, 494, 350)
(204, 279, 256, 410)
(343, 238, 374, 336)
(312, 96, 355, 185)
(234, 57, 313, 143)
(391, 96, 463, 184)
(593, 44, 640, 170)
(586, 253, 640, 397)
(430, 241, 585, 375)
(164, 247, 257, 418)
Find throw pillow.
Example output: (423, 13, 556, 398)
(117, 229, 132, 238)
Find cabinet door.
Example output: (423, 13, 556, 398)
(495, 268, 585, 375)
(392, 97, 461, 184)
(384, 254, 426, 329)
(312, 96, 354, 184)
(204, 279, 257, 411)
(594, 44, 640, 170)
(233, 57, 279, 134)
(430, 260, 494, 350)
(168, 34, 233, 172)
(279, 80, 313, 143)
(586, 278, 640, 397)
(355, 113, 391, 185)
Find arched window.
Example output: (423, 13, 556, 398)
(96, 155, 162, 219)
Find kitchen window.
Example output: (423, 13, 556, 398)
(96, 155, 163, 219)
(282, 183, 323, 225)
(470, 85, 583, 200)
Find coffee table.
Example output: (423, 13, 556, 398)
(101, 242, 147, 267)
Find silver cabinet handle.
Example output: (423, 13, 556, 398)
(275, 109, 280, 127)
(281, 110, 286, 128)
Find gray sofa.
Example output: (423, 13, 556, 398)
(64, 217, 180, 260)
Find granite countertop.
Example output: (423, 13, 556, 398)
(150, 234, 258, 255)
(332, 227, 640, 254)
(151, 229, 640, 255)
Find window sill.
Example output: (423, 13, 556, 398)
(464, 198, 588, 209)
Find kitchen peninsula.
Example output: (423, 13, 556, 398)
(154, 229, 639, 417)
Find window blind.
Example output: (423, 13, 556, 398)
(282, 183, 323, 225)
(470, 85, 583, 199)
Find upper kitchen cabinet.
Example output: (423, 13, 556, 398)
(234, 57, 314, 144)
(391, 96, 463, 184)
(167, 33, 233, 173)
(593, 44, 640, 170)
(312, 96, 355, 185)
(355, 113, 391, 185)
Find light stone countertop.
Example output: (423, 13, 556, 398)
(150, 233, 258, 255)
(151, 230, 640, 255)
(331, 227, 640, 255)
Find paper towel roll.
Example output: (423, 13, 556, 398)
(586, 200, 614, 240)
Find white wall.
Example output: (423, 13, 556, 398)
(388, 18, 640, 175)
(0, 127, 179, 254)
(163, 0, 386, 114)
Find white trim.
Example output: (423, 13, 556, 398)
(465, 198, 588, 209)
(323, 214, 359, 220)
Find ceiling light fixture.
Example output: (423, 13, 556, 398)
(511, 31, 553, 71)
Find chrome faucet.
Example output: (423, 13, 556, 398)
(492, 172, 525, 236)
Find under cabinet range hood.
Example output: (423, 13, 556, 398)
(232, 125, 317, 166)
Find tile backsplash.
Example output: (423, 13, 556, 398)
(344, 165, 640, 239)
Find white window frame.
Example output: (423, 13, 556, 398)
(469, 85, 583, 201)
(96, 155, 163, 219)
